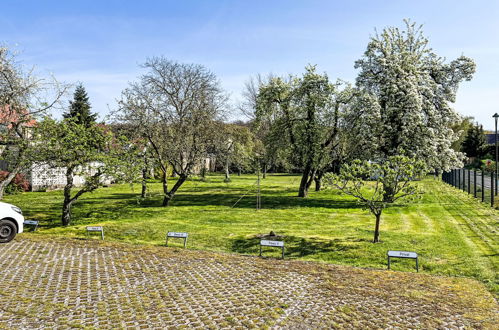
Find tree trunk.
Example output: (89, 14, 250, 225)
(162, 174, 187, 206)
(225, 159, 230, 182)
(0, 167, 21, 200)
(238, 167, 241, 176)
(298, 165, 313, 197)
(161, 169, 169, 206)
(0, 146, 26, 200)
(383, 185, 395, 203)
(306, 169, 316, 191)
(61, 199, 73, 226)
(263, 163, 267, 179)
(314, 179, 321, 192)
(62, 167, 75, 226)
(141, 167, 147, 198)
(314, 171, 323, 191)
(373, 213, 381, 243)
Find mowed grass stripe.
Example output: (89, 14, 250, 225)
(425, 182, 497, 284)
(435, 183, 498, 256)
(436, 183, 498, 248)
(416, 209, 435, 233)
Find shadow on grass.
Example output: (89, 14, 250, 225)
(230, 235, 356, 259)
(99, 191, 361, 210)
(22, 176, 361, 228)
(23, 196, 135, 229)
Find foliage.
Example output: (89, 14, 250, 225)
(461, 122, 487, 159)
(0, 170, 30, 193)
(63, 83, 97, 127)
(0, 45, 67, 199)
(35, 118, 111, 168)
(450, 116, 474, 152)
(256, 65, 354, 196)
(212, 122, 256, 180)
(238, 74, 292, 173)
(481, 159, 495, 173)
(106, 123, 156, 197)
(33, 117, 125, 225)
(324, 156, 427, 242)
(353, 20, 475, 172)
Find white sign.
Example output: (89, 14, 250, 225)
(387, 250, 417, 259)
(24, 220, 39, 226)
(167, 232, 188, 238)
(87, 226, 103, 232)
(261, 240, 284, 247)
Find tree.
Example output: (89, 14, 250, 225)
(63, 84, 97, 127)
(353, 20, 475, 172)
(116, 57, 227, 206)
(461, 123, 487, 159)
(324, 156, 426, 243)
(0, 46, 67, 199)
(256, 65, 353, 197)
(35, 118, 122, 226)
(239, 74, 286, 177)
(108, 122, 154, 198)
(450, 116, 474, 152)
(213, 122, 255, 181)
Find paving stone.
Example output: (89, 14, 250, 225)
(0, 238, 497, 329)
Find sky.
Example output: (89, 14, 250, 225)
(2, 0, 499, 128)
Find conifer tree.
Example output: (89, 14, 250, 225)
(63, 84, 97, 127)
(461, 123, 487, 158)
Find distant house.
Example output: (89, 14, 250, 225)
(485, 132, 498, 145)
(0, 105, 36, 169)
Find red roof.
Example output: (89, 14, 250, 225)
(0, 105, 37, 128)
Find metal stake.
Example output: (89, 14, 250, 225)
(474, 170, 477, 198)
(256, 169, 261, 211)
(467, 169, 471, 194)
(492, 173, 495, 208)
(494, 113, 499, 195)
(482, 171, 485, 202)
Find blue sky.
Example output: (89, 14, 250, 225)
(2, 0, 499, 128)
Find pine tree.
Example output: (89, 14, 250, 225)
(461, 123, 487, 158)
(63, 84, 97, 127)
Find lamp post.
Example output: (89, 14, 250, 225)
(493, 113, 499, 196)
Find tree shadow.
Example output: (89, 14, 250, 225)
(100, 191, 361, 210)
(230, 234, 355, 259)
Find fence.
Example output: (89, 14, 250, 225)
(442, 169, 497, 207)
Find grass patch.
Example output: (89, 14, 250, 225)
(5, 173, 498, 294)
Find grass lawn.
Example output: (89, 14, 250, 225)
(5, 173, 498, 294)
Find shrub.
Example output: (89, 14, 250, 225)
(0, 171, 31, 194)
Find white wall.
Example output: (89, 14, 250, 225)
(29, 162, 112, 191)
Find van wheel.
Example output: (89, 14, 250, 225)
(0, 220, 16, 243)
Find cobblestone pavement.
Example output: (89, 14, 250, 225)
(0, 238, 497, 329)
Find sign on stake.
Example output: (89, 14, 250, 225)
(387, 250, 418, 272)
(166, 232, 188, 248)
(260, 240, 285, 259)
(86, 226, 104, 240)
(23, 220, 39, 231)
